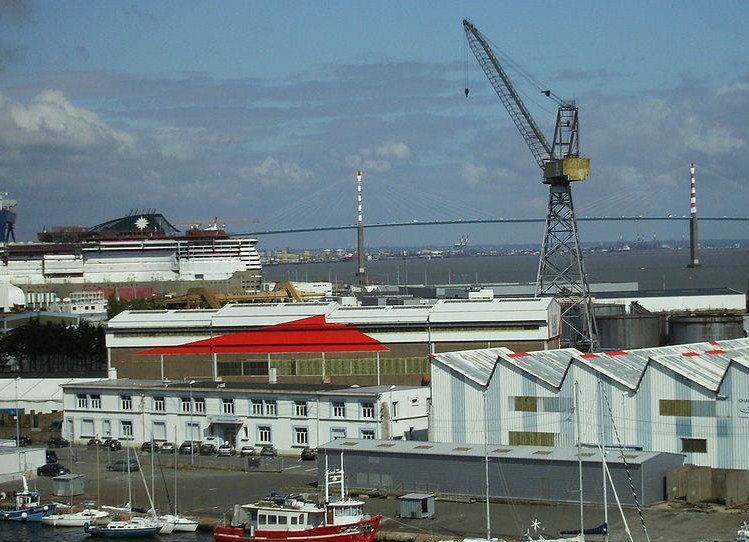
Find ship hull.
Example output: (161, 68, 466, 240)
(213, 515, 381, 542)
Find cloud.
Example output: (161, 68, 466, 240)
(247, 157, 315, 187)
(1, 90, 135, 153)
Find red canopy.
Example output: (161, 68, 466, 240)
(136, 315, 388, 355)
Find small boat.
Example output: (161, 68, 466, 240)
(84, 517, 162, 538)
(213, 459, 381, 542)
(158, 512, 200, 532)
(738, 521, 749, 542)
(41, 506, 110, 527)
(0, 475, 56, 522)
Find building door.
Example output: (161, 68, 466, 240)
(102, 419, 111, 437)
(153, 421, 166, 441)
(66, 419, 74, 441)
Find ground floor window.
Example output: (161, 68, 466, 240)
(294, 427, 309, 446)
(508, 431, 556, 447)
(331, 427, 346, 440)
(360, 429, 375, 439)
(258, 425, 271, 444)
(681, 438, 707, 453)
(120, 420, 133, 440)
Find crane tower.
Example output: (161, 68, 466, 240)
(463, 19, 598, 351)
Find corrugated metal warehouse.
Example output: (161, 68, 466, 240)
(430, 337, 749, 471)
(318, 439, 683, 506)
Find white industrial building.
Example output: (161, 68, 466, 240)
(105, 298, 561, 383)
(60, 379, 430, 453)
(430, 337, 749, 470)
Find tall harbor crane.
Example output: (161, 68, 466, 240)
(463, 19, 598, 351)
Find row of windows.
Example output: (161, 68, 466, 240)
(511, 430, 709, 454)
(510, 396, 728, 419)
(79, 418, 376, 445)
(76, 393, 378, 419)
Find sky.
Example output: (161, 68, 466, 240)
(1, 1, 748, 250)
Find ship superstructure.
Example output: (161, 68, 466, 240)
(0, 210, 262, 295)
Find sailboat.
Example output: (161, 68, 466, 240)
(148, 433, 198, 532)
(84, 442, 165, 537)
(42, 440, 111, 527)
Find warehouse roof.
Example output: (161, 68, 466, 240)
(431, 338, 749, 393)
(320, 438, 680, 466)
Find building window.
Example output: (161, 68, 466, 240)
(514, 396, 539, 412)
(121, 395, 132, 411)
(660, 399, 715, 417)
(181, 397, 191, 413)
(265, 400, 277, 416)
(90, 395, 101, 409)
(332, 401, 346, 418)
(194, 398, 205, 413)
(258, 425, 271, 444)
(120, 420, 133, 439)
(331, 428, 346, 440)
(153, 396, 165, 412)
(295, 400, 308, 417)
(391, 401, 399, 419)
(251, 399, 263, 415)
(223, 398, 235, 414)
(77, 394, 88, 409)
(509, 431, 556, 447)
(360, 429, 375, 439)
(361, 402, 375, 419)
(294, 427, 309, 446)
(681, 438, 707, 453)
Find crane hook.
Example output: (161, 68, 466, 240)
(464, 87, 470, 97)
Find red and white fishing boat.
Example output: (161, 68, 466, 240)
(213, 458, 381, 542)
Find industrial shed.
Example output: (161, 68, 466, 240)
(430, 337, 749, 471)
(318, 439, 683, 506)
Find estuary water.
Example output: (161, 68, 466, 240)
(263, 248, 749, 292)
(0, 523, 212, 542)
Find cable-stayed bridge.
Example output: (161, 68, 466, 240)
(240, 216, 749, 236)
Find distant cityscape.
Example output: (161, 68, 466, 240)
(260, 237, 749, 265)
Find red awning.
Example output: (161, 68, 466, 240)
(136, 315, 388, 355)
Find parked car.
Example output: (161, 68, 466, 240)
(259, 445, 278, 457)
(87, 438, 102, 447)
(47, 436, 69, 448)
(106, 459, 140, 472)
(178, 441, 198, 455)
(45, 450, 58, 464)
(140, 441, 160, 453)
(299, 447, 317, 461)
(16, 435, 32, 447)
(199, 443, 217, 455)
(102, 438, 122, 451)
(37, 463, 70, 477)
(239, 445, 255, 457)
(217, 443, 235, 457)
(160, 442, 175, 454)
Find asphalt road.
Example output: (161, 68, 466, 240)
(1, 446, 744, 542)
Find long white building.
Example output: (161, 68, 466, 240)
(60, 379, 430, 453)
(430, 337, 749, 470)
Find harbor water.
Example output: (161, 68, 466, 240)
(0, 523, 212, 542)
(264, 248, 749, 292)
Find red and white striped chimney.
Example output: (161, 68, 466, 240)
(688, 162, 700, 268)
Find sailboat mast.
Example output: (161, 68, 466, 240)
(483, 389, 491, 542)
(575, 381, 583, 536)
(598, 383, 609, 542)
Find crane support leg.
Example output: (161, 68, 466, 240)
(536, 183, 598, 351)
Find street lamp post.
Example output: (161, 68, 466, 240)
(188, 380, 196, 465)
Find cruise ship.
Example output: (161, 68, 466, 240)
(0, 209, 262, 297)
